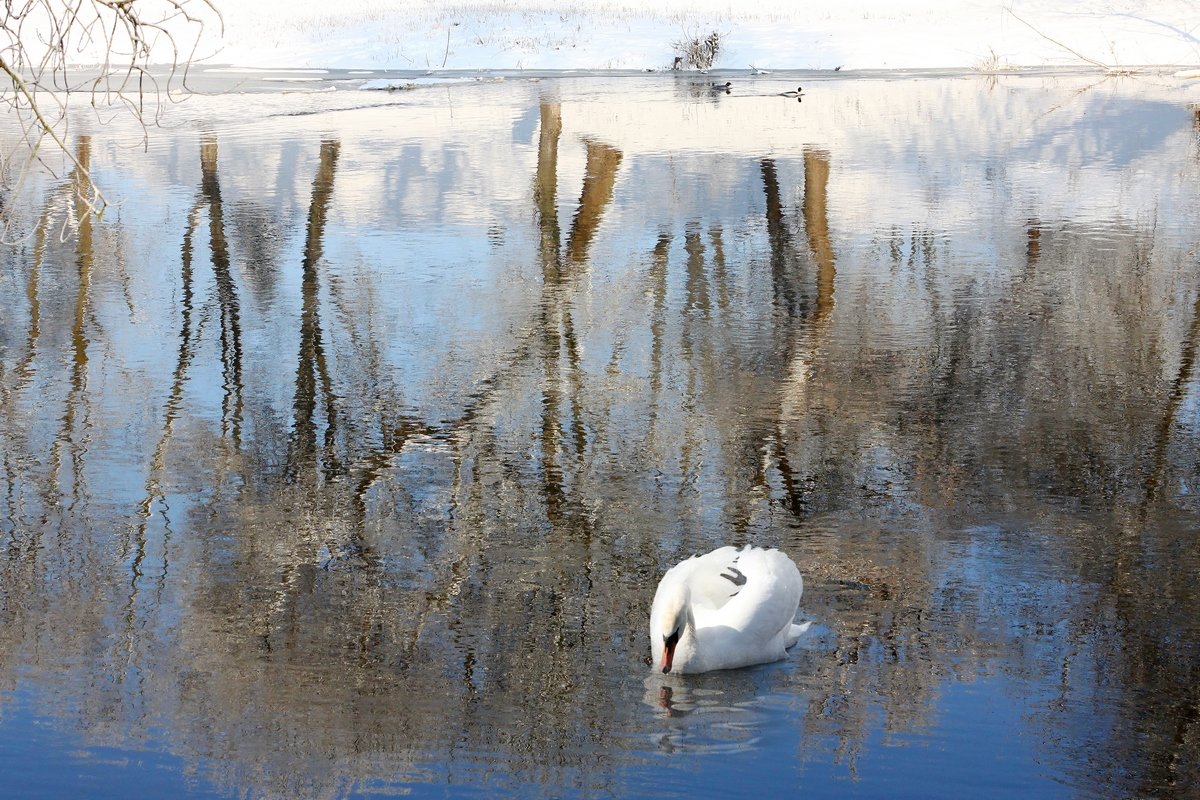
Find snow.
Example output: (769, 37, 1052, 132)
(191, 0, 1200, 72)
(15, 1, 1200, 73)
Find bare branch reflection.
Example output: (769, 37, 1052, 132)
(0, 78, 1198, 800)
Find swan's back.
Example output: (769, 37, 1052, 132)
(658, 545, 744, 612)
(699, 546, 802, 639)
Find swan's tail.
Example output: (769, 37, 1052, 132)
(786, 621, 812, 648)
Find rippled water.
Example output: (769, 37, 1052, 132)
(1, 69, 1199, 799)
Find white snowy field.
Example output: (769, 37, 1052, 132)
(15, 0, 1200, 72)
(202, 0, 1200, 72)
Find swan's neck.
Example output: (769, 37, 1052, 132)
(673, 584, 697, 634)
(672, 590, 700, 668)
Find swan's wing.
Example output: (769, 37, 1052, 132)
(658, 546, 745, 612)
(696, 547, 803, 642)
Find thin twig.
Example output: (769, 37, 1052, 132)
(2, 0, 222, 234)
(0, 53, 108, 210)
(1006, 5, 1114, 71)
(441, 22, 454, 69)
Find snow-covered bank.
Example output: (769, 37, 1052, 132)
(199, 0, 1200, 72)
(13, 1, 1200, 73)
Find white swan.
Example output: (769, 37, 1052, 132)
(649, 545, 810, 674)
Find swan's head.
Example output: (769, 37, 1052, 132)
(650, 582, 690, 673)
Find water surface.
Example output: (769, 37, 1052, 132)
(1, 70, 1198, 798)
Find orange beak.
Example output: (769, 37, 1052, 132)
(661, 641, 676, 674)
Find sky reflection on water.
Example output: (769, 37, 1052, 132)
(1, 71, 1198, 798)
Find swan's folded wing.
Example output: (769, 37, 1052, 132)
(709, 547, 803, 640)
(659, 545, 743, 612)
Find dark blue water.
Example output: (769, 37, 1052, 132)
(1, 71, 1198, 798)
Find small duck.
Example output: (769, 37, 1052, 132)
(710, 81, 732, 92)
(779, 85, 804, 97)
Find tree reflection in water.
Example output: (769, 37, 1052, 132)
(0, 74, 1198, 798)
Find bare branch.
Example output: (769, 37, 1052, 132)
(0, 52, 106, 210)
(1005, 5, 1117, 72)
(2, 0, 222, 238)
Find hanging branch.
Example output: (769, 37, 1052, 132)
(1, 0, 222, 239)
(1, 53, 107, 211)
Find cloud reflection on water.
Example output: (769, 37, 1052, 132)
(0, 72, 1198, 799)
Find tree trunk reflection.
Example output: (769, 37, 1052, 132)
(0, 81, 1197, 800)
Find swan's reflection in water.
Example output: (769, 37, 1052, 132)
(639, 623, 833, 756)
(642, 670, 801, 755)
